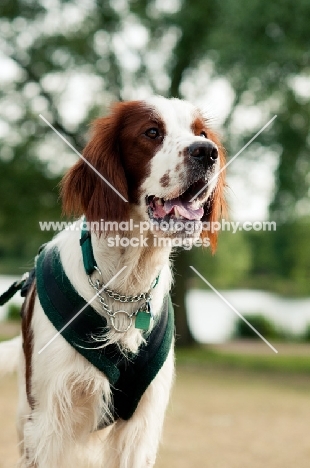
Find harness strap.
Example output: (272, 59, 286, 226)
(80, 223, 98, 275)
(36, 246, 120, 384)
(111, 294, 174, 421)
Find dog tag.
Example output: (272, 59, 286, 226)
(135, 310, 151, 330)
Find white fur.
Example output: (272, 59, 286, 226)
(0, 96, 221, 468)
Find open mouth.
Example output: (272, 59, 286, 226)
(146, 178, 209, 223)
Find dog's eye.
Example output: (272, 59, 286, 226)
(145, 128, 160, 139)
(200, 131, 207, 138)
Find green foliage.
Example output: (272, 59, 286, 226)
(233, 314, 282, 340)
(189, 230, 252, 289)
(301, 324, 310, 342)
(188, 218, 310, 296)
(7, 303, 21, 321)
(248, 217, 310, 296)
(176, 346, 310, 374)
(0, 153, 61, 273)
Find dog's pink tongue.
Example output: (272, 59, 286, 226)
(152, 202, 166, 218)
(164, 199, 203, 220)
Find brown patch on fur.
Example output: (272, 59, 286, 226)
(191, 116, 207, 137)
(189, 114, 226, 252)
(160, 171, 170, 188)
(21, 281, 36, 410)
(61, 101, 166, 226)
(200, 128, 227, 253)
(175, 163, 181, 172)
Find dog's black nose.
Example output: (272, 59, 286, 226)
(188, 141, 218, 166)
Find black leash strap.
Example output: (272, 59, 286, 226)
(0, 244, 44, 306)
(0, 272, 32, 306)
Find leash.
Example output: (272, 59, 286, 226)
(0, 276, 27, 306)
(0, 267, 36, 306)
(0, 243, 45, 307)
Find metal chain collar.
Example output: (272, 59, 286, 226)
(88, 266, 157, 333)
(89, 278, 152, 303)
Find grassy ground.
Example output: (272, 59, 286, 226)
(177, 341, 310, 374)
(2, 340, 310, 468)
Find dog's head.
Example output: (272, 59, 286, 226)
(61, 96, 226, 250)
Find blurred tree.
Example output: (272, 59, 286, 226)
(0, 1, 124, 269)
(0, 149, 61, 273)
(190, 231, 252, 289)
(233, 314, 282, 340)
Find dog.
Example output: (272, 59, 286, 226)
(0, 96, 225, 468)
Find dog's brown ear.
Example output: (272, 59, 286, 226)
(200, 130, 226, 253)
(61, 110, 129, 225)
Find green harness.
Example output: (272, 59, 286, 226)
(34, 232, 174, 424)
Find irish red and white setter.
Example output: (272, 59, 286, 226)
(0, 96, 225, 468)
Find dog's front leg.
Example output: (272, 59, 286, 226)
(18, 298, 114, 468)
(19, 374, 111, 468)
(20, 411, 81, 468)
(104, 347, 175, 468)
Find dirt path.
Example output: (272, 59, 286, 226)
(0, 375, 19, 468)
(1, 368, 310, 468)
(157, 368, 310, 468)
